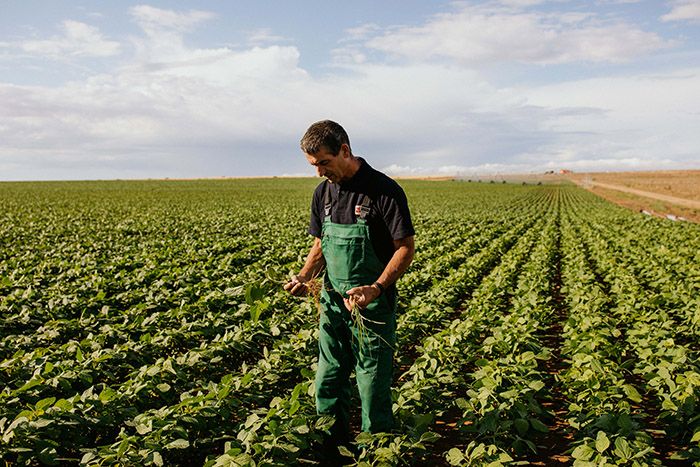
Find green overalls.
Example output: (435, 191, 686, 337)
(316, 185, 396, 443)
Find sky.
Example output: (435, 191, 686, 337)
(1, 0, 699, 180)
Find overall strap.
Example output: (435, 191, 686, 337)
(323, 182, 374, 223)
(323, 181, 332, 220)
(356, 193, 373, 223)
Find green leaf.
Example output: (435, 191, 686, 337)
(116, 438, 129, 457)
(36, 447, 57, 465)
(294, 423, 309, 434)
(616, 413, 633, 432)
(14, 378, 42, 395)
(136, 420, 153, 435)
(80, 453, 97, 464)
(419, 431, 441, 443)
(244, 283, 265, 305)
(595, 431, 610, 453)
(446, 448, 465, 465)
(162, 359, 176, 374)
(662, 398, 678, 411)
(530, 418, 549, 433)
(514, 418, 529, 436)
(498, 452, 514, 462)
(622, 384, 642, 403)
(471, 443, 486, 458)
(454, 398, 468, 409)
(288, 400, 300, 415)
(99, 387, 117, 403)
(165, 439, 190, 449)
(571, 443, 594, 460)
(249, 301, 269, 322)
(355, 432, 373, 444)
(528, 380, 545, 391)
(35, 397, 56, 411)
(217, 385, 231, 400)
(151, 451, 163, 466)
(30, 418, 54, 428)
(337, 445, 354, 458)
(53, 399, 73, 411)
(14, 410, 33, 421)
(614, 437, 632, 459)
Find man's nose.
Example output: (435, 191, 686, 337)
(317, 166, 325, 177)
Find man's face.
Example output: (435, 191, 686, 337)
(305, 144, 349, 184)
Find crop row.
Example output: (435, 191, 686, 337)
(2, 180, 699, 466)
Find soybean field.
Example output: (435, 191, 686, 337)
(1, 179, 699, 466)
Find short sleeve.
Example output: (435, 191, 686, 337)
(378, 183, 414, 240)
(308, 182, 324, 238)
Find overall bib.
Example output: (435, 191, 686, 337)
(315, 187, 396, 443)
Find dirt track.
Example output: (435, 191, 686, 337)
(572, 180, 700, 210)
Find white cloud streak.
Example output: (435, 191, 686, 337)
(245, 28, 290, 46)
(129, 5, 215, 34)
(350, 4, 671, 65)
(3, 20, 120, 59)
(661, 0, 700, 23)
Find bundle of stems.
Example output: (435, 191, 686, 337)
(287, 272, 394, 354)
(346, 296, 394, 357)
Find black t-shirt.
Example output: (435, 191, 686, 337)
(308, 158, 414, 266)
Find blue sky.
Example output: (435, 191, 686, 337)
(1, 0, 699, 180)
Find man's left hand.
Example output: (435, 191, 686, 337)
(343, 284, 381, 311)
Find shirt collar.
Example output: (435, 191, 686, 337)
(340, 157, 370, 189)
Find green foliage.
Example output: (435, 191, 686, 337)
(0, 179, 698, 465)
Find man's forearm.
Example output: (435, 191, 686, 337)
(340, 236, 414, 310)
(375, 236, 415, 288)
(299, 237, 325, 280)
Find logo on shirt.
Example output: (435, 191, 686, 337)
(355, 204, 371, 219)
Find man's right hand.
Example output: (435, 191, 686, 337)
(283, 274, 309, 296)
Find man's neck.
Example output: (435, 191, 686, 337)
(346, 156, 361, 179)
(337, 156, 361, 184)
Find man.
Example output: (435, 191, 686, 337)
(284, 120, 415, 453)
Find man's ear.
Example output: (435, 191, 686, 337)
(339, 144, 350, 159)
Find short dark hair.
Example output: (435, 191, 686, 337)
(300, 120, 351, 156)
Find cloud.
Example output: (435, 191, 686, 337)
(2, 58, 697, 179)
(127, 5, 216, 63)
(343, 24, 383, 41)
(0, 13, 319, 181)
(517, 68, 700, 169)
(348, 3, 671, 65)
(0, 4, 697, 181)
(245, 28, 289, 46)
(661, 0, 700, 23)
(4, 20, 120, 59)
(129, 5, 215, 34)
